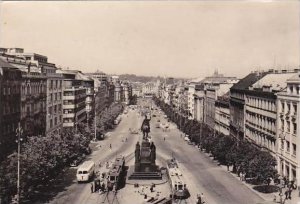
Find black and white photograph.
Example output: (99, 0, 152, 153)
(0, 1, 299, 204)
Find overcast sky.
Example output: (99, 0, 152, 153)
(0, 1, 299, 78)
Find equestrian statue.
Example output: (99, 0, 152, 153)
(141, 114, 151, 139)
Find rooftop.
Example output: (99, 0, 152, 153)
(251, 72, 296, 91)
(231, 72, 268, 91)
(0, 57, 17, 69)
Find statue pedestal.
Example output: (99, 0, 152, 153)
(129, 139, 161, 180)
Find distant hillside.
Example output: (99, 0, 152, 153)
(118, 74, 161, 83)
(118, 74, 186, 83)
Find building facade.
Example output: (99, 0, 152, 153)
(215, 96, 230, 136)
(244, 71, 297, 154)
(276, 73, 300, 183)
(193, 84, 205, 122)
(46, 74, 63, 134)
(0, 59, 22, 160)
(62, 79, 86, 128)
(230, 72, 268, 141)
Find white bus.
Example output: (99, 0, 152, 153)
(76, 161, 95, 182)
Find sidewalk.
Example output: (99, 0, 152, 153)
(199, 150, 299, 204)
(169, 122, 300, 204)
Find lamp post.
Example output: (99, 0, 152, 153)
(94, 93, 97, 141)
(15, 122, 23, 204)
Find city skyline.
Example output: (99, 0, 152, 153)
(0, 1, 299, 78)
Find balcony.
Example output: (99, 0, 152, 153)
(63, 113, 75, 118)
(63, 104, 75, 109)
(63, 95, 75, 100)
(63, 122, 74, 127)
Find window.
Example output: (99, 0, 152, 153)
(50, 119, 53, 128)
(48, 107, 52, 114)
(293, 123, 297, 135)
(287, 141, 290, 152)
(293, 104, 297, 115)
(287, 103, 291, 114)
(292, 144, 296, 156)
(282, 102, 285, 113)
(287, 121, 290, 133)
(54, 105, 57, 113)
(281, 140, 284, 150)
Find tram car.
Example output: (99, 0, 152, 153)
(107, 156, 125, 191)
(166, 158, 189, 199)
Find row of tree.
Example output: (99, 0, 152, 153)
(0, 129, 90, 203)
(0, 102, 125, 203)
(153, 96, 278, 187)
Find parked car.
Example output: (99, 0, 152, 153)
(70, 155, 85, 167)
(130, 129, 139, 134)
(188, 141, 193, 145)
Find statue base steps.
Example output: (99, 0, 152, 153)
(128, 172, 162, 180)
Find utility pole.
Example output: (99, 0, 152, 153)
(15, 122, 23, 204)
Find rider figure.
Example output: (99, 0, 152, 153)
(141, 115, 151, 139)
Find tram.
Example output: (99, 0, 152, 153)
(166, 158, 189, 199)
(107, 156, 125, 191)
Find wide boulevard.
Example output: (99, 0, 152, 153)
(49, 98, 264, 204)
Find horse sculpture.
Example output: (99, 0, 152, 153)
(141, 115, 151, 139)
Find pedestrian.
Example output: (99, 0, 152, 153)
(91, 183, 94, 193)
(285, 190, 289, 199)
(197, 194, 202, 204)
(288, 188, 292, 199)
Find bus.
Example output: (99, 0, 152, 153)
(76, 161, 95, 182)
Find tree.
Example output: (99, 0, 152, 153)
(249, 151, 277, 185)
(211, 135, 235, 164)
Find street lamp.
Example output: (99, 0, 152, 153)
(15, 122, 23, 204)
(94, 93, 97, 141)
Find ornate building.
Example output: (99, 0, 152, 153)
(276, 73, 300, 183)
(0, 59, 22, 160)
(0, 53, 47, 137)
